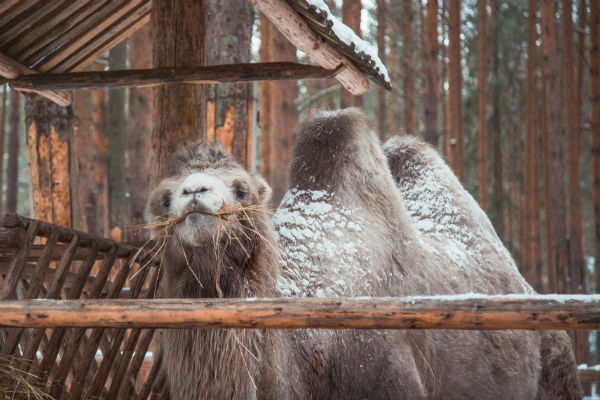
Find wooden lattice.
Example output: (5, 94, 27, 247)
(0, 213, 168, 399)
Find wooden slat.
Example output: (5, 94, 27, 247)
(67, 252, 148, 399)
(0, 0, 38, 36)
(2, 295, 600, 330)
(48, 245, 119, 399)
(0, 229, 60, 357)
(11, 62, 340, 90)
(0, 0, 67, 46)
(8, 0, 96, 60)
(0, 0, 21, 17)
(36, 0, 145, 72)
(20, 0, 109, 66)
(17, 233, 80, 372)
(119, 329, 155, 399)
(62, 7, 150, 73)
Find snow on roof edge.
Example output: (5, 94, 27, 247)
(302, 0, 391, 88)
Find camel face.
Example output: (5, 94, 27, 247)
(147, 142, 271, 249)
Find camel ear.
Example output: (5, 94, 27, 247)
(255, 176, 272, 204)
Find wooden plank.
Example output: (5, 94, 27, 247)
(250, 0, 369, 95)
(11, 62, 340, 90)
(19, 0, 108, 66)
(61, 5, 150, 73)
(1, 295, 600, 330)
(0, 0, 38, 36)
(0, 52, 71, 106)
(36, 0, 145, 72)
(8, 0, 96, 60)
(579, 367, 600, 381)
(0, 0, 21, 17)
(0, 0, 67, 46)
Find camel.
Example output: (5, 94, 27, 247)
(147, 108, 580, 399)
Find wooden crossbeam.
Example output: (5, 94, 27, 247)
(9, 62, 341, 91)
(0, 52, 71, 106)
(1, 295, 599, 330)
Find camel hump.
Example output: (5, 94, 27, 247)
(290, 108, 388, 192)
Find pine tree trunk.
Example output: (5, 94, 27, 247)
(446, 0, 463, 180)
(490, 0, 504, 240)
(341, 0, 363, 108)
(524, 0, 542, 292)
(6, 90, 19, 214)
(573, 0, 589, 373)
(376, 0, 387, 140)
(259, 15, 272, 181)
(126, 25, 152, 238)
(206, 0, 254, 168)
(403, 0, 416, 135)
(541, 0, 569, 294)
(107, 40, 128, 236)
(25, 97, 73, 228)
(423, 0, 439, 147)
(541, 64, 554, 292)
(389, 1, 399, 135)
(440, 0, 448, 155)
(477, 0, 488, 211)
(268, 27, 298, 205)
(151, 0, 206, 186)
(590, 0, 600, 295)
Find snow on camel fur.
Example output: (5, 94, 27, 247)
(383, 133, 581, 399)
(275, 108, 580, 399)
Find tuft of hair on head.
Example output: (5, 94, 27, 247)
(169, 140, 239, 176)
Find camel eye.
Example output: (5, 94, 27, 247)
(162, 195, 171, 210)
(235, 188, 247, 200)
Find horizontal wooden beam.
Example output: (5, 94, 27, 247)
(1, 295, 599, 329)
(0, 52, 72, 106)
(9, 62, 340, 91)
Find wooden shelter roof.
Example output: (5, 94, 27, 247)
(0, 0, 389, 106)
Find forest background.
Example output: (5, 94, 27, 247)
(1, 0, 599, 375)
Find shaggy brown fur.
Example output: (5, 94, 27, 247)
(147, 142, 288, 400)
(383, 134, 581, 399)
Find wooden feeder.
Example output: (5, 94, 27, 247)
(0, 213, 165, 399)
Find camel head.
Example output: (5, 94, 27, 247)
(147, 141, 271, 248)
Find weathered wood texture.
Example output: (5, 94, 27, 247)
(10, 62, 341, 91)
(151, 0, 207, 185)
(0, 213, 163, 398)
(206, 0, 255, 169)
(591, 0, 600, 298)
(5, 89, 19, 214)
(1, 295, 600, 330)
(250, 0, 370, 95)
(25, 96, 72, 227)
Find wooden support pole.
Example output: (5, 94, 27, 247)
(1, 295, 600, 330)
(10, 63, 340, 92)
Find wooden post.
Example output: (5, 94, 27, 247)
(206, 0, 254, 168)
(25, 97, 73, 227)
(340, 0, 363, 107)
(151, 0, 207, 185)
